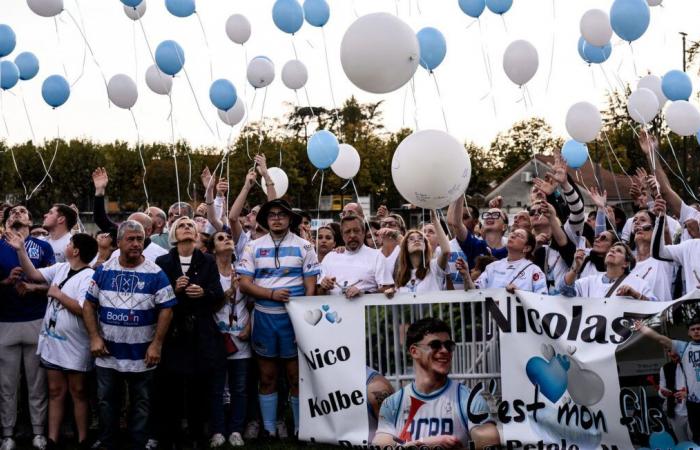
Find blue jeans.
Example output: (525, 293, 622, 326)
(211, 358, 251, 435)
(96, 367, 153, 450)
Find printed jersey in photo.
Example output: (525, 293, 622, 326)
(376, 379, 490, 446)
(673, 340, 700, 403)
(85, 258, 176, 372)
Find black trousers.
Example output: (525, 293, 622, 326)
(686, 400, 700, 444)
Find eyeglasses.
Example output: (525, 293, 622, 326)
(268, 212, 289, 220)
(415, 339, 456, 353)
(216, 234, 232, 242)
(481, 212, 502, 220)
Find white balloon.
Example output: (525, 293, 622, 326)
(503, 40, 539, 87)
(340, 13, 419, 94)
(145, 64, 172, 95)
(281, 60, 308, 91)
(27, 0, 63, 17)
(391, 130, 471, 209)
(647, 0, 662, 6)
(217, 97, 246, 127)
(565, 102, 602, 143)
(665, 100, 700, 136)
(331, 144, 361, 179)
(123, 1, 146, 20)
(247, 57, 275, 89)
(107, 74, 138, 109)
(627, 88, 659, 124)
(226, 14, 251, 45)
(580, 9, 613, 47)
(637, 74, 667, 107)
(260, 167, 289, 199)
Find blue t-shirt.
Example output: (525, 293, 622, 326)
(0, 237, 55, 322)
(457, 231, 507, 268)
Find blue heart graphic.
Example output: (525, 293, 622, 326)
(322, 304, 330, 312)
(526, 356, 569, 403)
(326, 311, 337, 323)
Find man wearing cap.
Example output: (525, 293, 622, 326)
(236, 199, 319, 439)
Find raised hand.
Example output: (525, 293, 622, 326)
(201, 166, 213, 190)
(548, 151, 568, 185)
(244, 170, 257, 189)
(254, 154, 269, 176)
(639, 131, 658, 156)
(489, 196, 503, 209)
(4, 230, 25, 251)
(92, 167, 109, 196)
(216, 178, 229, 196)
(588, 186, 607, 209)
(532, 177, 556, 196)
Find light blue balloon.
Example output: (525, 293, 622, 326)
(273, 0, 304, 35)
(561, 140, 589, 169)
(15, 52, 39, 81)
(649, 431, 675, 450)
(155, 40, 185, 76)
(41, 74, 70, 108)
(120, 0, 143, 7)
(458, 0, 486, 18)
(417, 27, 447, 72)
(577, 37, 612, 64)
(675, 442, 697, 450)
(303, 0, 329, 27)
(0, 61, 19, 90)
(610, 0, 650, 42)
(0, 24, 16, 58)
(165, 0, 195, 18)
(486, 0, 512, 15)
(307, 130, 339, 169)
(209, 79, 237, 111)
(662, 70, 692, 101)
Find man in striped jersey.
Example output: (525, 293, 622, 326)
(82, 221, 175, 450)
(237, 199, 319, 438)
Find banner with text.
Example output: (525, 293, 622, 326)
(287, 289, 700, 449)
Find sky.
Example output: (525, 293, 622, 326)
(1, 0, 699, 151)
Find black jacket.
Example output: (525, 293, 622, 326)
(156, 248, 225, 374)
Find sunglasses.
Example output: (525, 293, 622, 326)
(415, 339, 456, 353)
(481, 212, 502, 220)
(216, 234, 232, 242)
(595, 234, 611, 242)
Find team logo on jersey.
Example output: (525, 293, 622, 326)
(28, 246, 40, 259)
(532, 272, 540, 282)
(442, 401, 453, 416)
(260, 249, 270, 257)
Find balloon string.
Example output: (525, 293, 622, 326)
(476, 19, 496, 118)
(430, 71, 449, 133)
(350, 178, 376, 248)
(316, 170, 325, 255)
(132, 21, 138, 85)
(195, 12, 214, 83)
(173, 146, 182, 210)
(129, 109, 150, 209)
(53, 18, 69, 79)
(168, 94, 182, 209)
(321, 28, 342, 138)
(69, 0, 88, 88)
(500, 15, 508, 33)
(64, 9, 109, 106)
(257, 86, 268, 153)
(579, 162, 620, 241)
(181, 66, 217, 137)
(0, 92, 9, 138)
(401, 84, 409, 128)
(2, 92, 29, 198)
(186, 150, 193, 201)
(655, 149, 699, 202)
(409, 77, 419, 131)
(19, 87, 52, 183)
(545, 0, 556, 94)
(601, 129, 632, 178)
(351, 0, 359, 17)
(244, 89, 257, 161)
(663, 134, 699, 201)
(665, 134, 693, 195)
(629, 43, 639, 79)
(602, 138, 623, 204)
(242, 44, 249, 99)
(303, 86, 317, 120)
(28, 115, 61, 200)
(291, 35, 299, 60)
(135, 15, 174, 107)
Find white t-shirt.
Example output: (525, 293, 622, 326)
(476, 258, 547, 294)
(109, 242, 168, 263)
(572, 272, 657, 301)
(321, 245, 392, 295)
(48, 232, 72, 264)
(383, 246, 400, 283)
(542, 246, 569, 296)
(630, 257, 675, 302)
(659, 363, 688, 417)
(396, 259, 446, 294)
(680, 202, 700, 242)
(655, 234, 700, 296)
(672, 340, 700, 404)
(37, 263, 94, 371)
(213, 274, 251, 360)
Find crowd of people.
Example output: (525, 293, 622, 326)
(1, 132, 700, 449)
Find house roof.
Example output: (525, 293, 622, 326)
(486, 155, 633, 202)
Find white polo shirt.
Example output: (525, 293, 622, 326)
(320, 244, 392, 295)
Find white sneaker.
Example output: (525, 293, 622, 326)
(145, 438, 159, 450)
(243, 420, 259, 440)
(209, 433, 226, 448)
(0, 437, 16, 450)
(276, 420, 288, 439)
(32, 435, 47, 450)
(228, 432, 244, 447)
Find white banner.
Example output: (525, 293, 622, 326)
(287, 289, 700, 449)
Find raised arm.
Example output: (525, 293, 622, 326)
(228, 171, 257, 242)
(92, 167, 118, 233)
(255, 154, 278, 201)
(651, 197, 677, 262)
(3, 231, 46, 283)
(639, 132, 682, 217)
(447, 197, 468, 242)
(634, 320, 672, 351)
(202, 167, 224, 232)
(433, 210, 451, 270)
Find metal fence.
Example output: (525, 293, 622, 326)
(365, 299, 500, 392)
